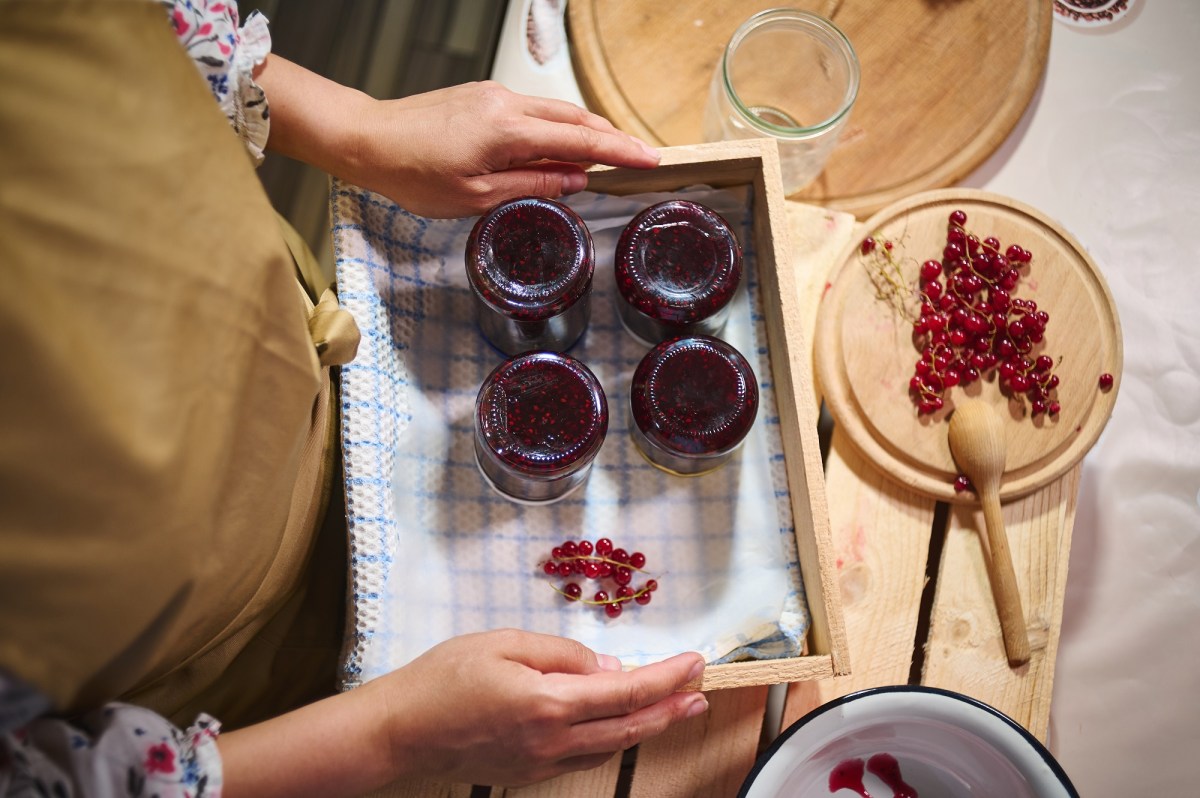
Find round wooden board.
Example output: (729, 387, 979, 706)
(567, 0, 1050, 218)
(815, 189, 1123, 503)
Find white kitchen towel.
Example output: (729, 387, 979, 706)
(330, 181, 809, 689)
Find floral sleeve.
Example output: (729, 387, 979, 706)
(1, 699, 223, 797)
(161, 0, 272, 164)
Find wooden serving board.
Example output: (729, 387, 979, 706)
(567, 0, 1050, 218)
(815, 189, 1122, 503)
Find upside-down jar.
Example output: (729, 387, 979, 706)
(614, 200, 743, 345)
(475, 351, 608, 503)
(629, 335, 758, 476)
(466, 197, 594, 355)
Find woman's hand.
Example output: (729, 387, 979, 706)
(375, 629, 707, 786)
(218, 629, 706, 796)
(256, 57, 660, 218)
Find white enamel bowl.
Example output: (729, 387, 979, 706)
(739, 687, 1078, 798)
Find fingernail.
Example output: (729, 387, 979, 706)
(686, 695, 709, 718)
(596, 653, 623, 671)
(561, 171, 587, 194)
(687, 658, 705, 683)
(639, 141, 661, 162)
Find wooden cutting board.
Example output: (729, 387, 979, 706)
(814, 189, 1122, 503)
(568, 0, 1051, 218)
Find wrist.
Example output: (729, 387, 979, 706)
(218, 682, 400, 798)
(257, 54, 374, 182)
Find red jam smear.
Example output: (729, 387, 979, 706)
(829, 754, 918, 798)
(466, 197, 594, 321)
(615, 200, 743, 324)
(630, 336, 758, 456)
(476, 352, 608, 475)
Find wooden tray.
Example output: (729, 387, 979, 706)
(588, 140, 849, 688)
(568, 0, 1051, 218)
(815, 189, 1122, 503)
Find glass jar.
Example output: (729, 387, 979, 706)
(466, 197, 594, 355)
(629, 335, 759, 476)
(702, 8, 860, 194)
(475, 351, 608, 503)
(614, 200, 743, 345)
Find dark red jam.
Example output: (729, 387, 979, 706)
(628, 335, 758, 475)
(614, 200, 743, 344)
(475, 351, 608, 503)
(466, 197, 594, 355)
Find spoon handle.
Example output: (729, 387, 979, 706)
(979, 486, 1031, 666)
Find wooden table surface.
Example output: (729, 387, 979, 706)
(374, 200, 1079, 797)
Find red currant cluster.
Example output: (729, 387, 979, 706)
(540, 538, 658, 618)
(861, 209, 1062, 418)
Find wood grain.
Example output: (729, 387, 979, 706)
(588, 141, 849, 687)
(629, 686, 769, 797)
(921, 465, 1080, 740)
(363, 781, 474, 798)
(568, 0, 1050, 217)
(781, 432, 936, 727)
(493, 757, 622, 798)
(815, 189, 1123, 502)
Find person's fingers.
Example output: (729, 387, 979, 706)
(548, 751, 621, 778)
(458, 164, 589, 214)
(497, 116, 659, 171)
(564, 690, 709, 758)
(548, 652, 705, 722)
(489, 628, 613, 677)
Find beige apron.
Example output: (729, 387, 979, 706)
(0, 0, 359, 729)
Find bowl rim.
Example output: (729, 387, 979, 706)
(737, 685, 1080, 798)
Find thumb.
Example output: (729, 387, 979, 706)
(477, 165, 589, 206)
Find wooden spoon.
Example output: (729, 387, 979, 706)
(947, 400, 1031, 667)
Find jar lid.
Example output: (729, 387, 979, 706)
(466, 197, 594, 321)
(630, 336, 758, 456)
(615, 200, 743, 324)
(476, 352, 608, 476)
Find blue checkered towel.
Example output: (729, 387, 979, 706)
(330, 182, 809, 689)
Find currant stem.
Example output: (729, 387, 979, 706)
(544, 554, 650, 574)
(548, 582, 653, 605)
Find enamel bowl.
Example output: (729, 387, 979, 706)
(739, 687, 1079, 798)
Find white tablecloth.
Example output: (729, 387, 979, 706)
(492, 2, 1200, 794)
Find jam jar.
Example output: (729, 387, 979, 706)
(614, 200, 743, 344)
(466, 197, 594, 355)
(475, 351, 608, 503)
(629, 335, 758, 476)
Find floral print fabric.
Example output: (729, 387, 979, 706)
(160, 0, 272, 163)
(0, 703, 223, 797)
